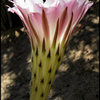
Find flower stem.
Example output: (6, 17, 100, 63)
(30, 45, 64, 100)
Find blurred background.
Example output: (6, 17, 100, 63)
(1, 0, 99, 100)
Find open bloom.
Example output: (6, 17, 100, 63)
(8, 0, 93, 100)
(8, 0, 93, 49)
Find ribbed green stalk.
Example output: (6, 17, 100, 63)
(30, 44, 65, 100)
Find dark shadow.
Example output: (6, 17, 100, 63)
(1, 27, 31, 100)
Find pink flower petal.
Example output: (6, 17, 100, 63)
(8, 0, 93, 46)
(28, 13, 43, 42)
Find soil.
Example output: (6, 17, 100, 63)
(1, 0, 99, 100)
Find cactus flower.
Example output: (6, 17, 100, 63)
(8, 0, 93, 100)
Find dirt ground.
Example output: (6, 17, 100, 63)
(1, 0, 99, 100)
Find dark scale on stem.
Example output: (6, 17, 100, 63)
(47, 49, 51, 58)
(39, 61, 42, 68)
(40, 78, 44, 83)
(56, 45, 59, 55)
(58, 56, 61, 62)
(48, 80, 51, 85)
(36, 47, 38, 56)
(41, 92, 44, 97)
(35, 86, 38, 92)
(48, 67, 52, 73)
(34, 73, 36, 78)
